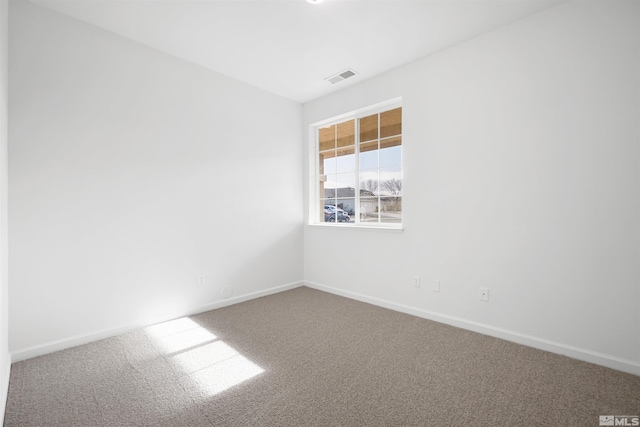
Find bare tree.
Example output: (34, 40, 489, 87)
(360, 179, 379, 196)
(381, 178, 402, 212)
(381, 178, 402, 196)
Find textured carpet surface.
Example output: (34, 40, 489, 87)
(4, 287, 640, 426)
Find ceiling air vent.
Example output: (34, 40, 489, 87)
(325, 69, 357, 85)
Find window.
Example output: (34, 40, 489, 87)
(311, 99, 402, 227)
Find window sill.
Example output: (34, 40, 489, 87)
(308, 223, 404, 232)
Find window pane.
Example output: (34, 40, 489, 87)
(360, 197, 379, 222)
(322, 199, 336, 209)
(360, 149, 378, 171)
(335, 172, 355, 190)
(319, 151, 336, 175)
(380, 196, 402, 223)
(337, 120, 355, 148)
(378, 171, 402, 196)
(380, 135, 401, 149)
(360, 140, 378, 153)
(337, 145, 355, 158)
(321, 199, 335, 222)
(380, 107, 402, 138)
(324, 213, 338, 223)
(324, 174, 338, 190)
(336, 146, 355, 173)
(379, 145, 401, 168)
(359, 114, 378, 142)
(337, 198, 355, 216)
(359, 173, 378, 196)
(319, 125, 335, 151)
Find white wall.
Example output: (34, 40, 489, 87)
(9, 0, 303, 357)
(304, 1, 640, 374)
(0, 0, 9, 417)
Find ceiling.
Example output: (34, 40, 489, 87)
(28, 0, 565, 104)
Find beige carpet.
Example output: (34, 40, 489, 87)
(4, 287, 640, 426)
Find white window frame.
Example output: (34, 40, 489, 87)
(308, 97, 403, 230)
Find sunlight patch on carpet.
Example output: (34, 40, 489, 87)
(145, 317, 264, 396)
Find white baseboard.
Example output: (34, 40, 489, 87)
(190, 281, 302, 315)
(11, 281, 304, 363)
(0, 354, 11, 424)
(304, 281, 640, 377)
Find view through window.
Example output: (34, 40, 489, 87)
(315, 102, 402, 226)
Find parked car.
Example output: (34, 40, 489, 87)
(324, 206, 350, 222)
(325, 212, 351, 222)
(325, 205, 350, 216)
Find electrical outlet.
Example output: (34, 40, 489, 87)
(413, 276, 421, 288)
(197, 275, 205, 287)
(479, 287, 489, 302)
(432, 280, 440, 292)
